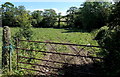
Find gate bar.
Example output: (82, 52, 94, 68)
(19, 39, 100, 48)
(18, 56, 74, 65)
(16, 48, 104, 59)
(18, 67, 62, 76)
(18, 62, 61, 70)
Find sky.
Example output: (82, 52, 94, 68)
(16, 2, 82, 15)
(0, 0, 114, 2)
(0, 2, 82, 15)
(0, 0, 115, 15)
(0, 0, 85, 2)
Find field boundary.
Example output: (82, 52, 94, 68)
(16, 39, 104, 76)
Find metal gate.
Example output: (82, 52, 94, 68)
(16, 39, 103, 76)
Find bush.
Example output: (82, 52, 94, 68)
(95, 2, 120, 76)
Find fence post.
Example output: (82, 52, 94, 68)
(58, 13, 61, 28)
(58, 17, 61, 28)
(16, 38, 19, 70)
(2, 26, 12, 71)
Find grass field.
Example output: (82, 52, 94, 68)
(11, 28, 98, 45)
(10, 28, 99, 59)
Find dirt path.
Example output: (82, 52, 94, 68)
(34, 41, 100, 76)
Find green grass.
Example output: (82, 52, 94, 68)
(10, 27, 99, 58)
(11, 27, 98, 45)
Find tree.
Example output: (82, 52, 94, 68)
(31, 10, 43, 27)
(15, 6, 33, 39)
(81, 2, 112, 31)
(0, 7, 2, 26)
(66, 6, 78, 28)
(57, 12, 62, 28)
(41, 9, 57, 27)
(74, 7, 83, 29)
(1, 2, 16, 26)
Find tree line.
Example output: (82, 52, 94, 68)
(1, 2, 57, 28)
(1, 2, 113, 31)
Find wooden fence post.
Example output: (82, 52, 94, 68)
(58, 13, 61, 28)
(2, 26, 12, 71)
(58, 17, 61, 28)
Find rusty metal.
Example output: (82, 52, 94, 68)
(18, 67, 62, 76)
(16, 39, 104, 76)
(18, 56, 74, 65)
(16, 48, 104, 59)
(18, 62, 61, 70)
(16, 38, 19, 70)
(19, 39, 101, 48)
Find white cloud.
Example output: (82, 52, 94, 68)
(61, 11, 67, 16)
(27, 8, 67, 16)
(27, 9, 44, 12)
(52, 8, 67, 16)
(52, 8, 59, 13)
(33, 9, 44, 12)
